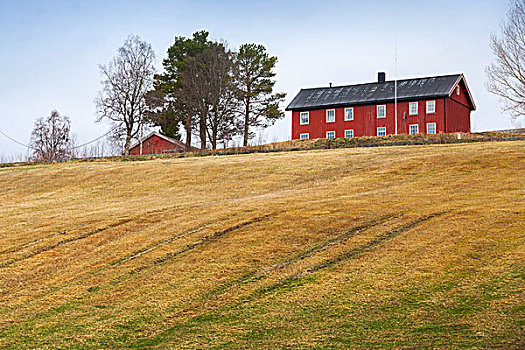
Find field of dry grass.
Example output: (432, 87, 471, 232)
(0, 141, 523, 349)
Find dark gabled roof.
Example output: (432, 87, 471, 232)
(286, 74, 474, 111)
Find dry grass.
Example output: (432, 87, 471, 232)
(0, 141, 523, 349)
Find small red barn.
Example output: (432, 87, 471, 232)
(129, 132, 194, 155)
(286, 73, 476, 140)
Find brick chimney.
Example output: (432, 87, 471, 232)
(378, 72, 386, 83)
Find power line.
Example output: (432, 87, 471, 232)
(72, 127, 117, 149)
(0, 126, 119, 151)
(0, 128, 37, 150)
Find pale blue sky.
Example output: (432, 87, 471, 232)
(0, 0, 510, 158)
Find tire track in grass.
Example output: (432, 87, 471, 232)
(46, 215, 273, 301)
(157, 213, 401, 326)
(124, 212, 278, 347)
(120, 213, 276, 278)
(203, 213, 400, 299)
(0, 218, 135, 269)
(110, 214, 238, 267)
(0, 206, 177, 260)
(0, 214, 242, 308)
(0, 204, 202, 269)
(0, 231, 66, 255)
(255, 210, 449, 296)
(135, 212, 449, 348)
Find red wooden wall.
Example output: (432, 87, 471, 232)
(450, 79, 471, 107)
(445, 80, 472, 133)
(446, 99, 471, 133)
(129, 135, 183, 155)
(291, 96, 472, 140)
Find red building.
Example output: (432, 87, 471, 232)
(286, 73, 475, 140)
(129, 132, 195, 155)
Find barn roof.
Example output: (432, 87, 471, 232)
(286, 73, 475, 111)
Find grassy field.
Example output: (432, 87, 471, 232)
(0, 141, 523, 349)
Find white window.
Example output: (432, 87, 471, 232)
(426, 123, 436, 134)
(344, 129, 354, 138)
(326, 131, 335, 139)
(456, 85, 460, 95)
(377, 105, 386, 118)
(409, 124, 419, 135)
(326, 109, 335, 123)
(426, 100, 436, 114)
(344, 107, 354, 121)
(377, 127, 386, 136)
(300, 133, 309, 140)
(300, 112, 309, 125)
(409, 102, 418, 116)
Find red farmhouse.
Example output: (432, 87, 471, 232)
(286, 73, 475, 140)
(129, 132, 194, 155)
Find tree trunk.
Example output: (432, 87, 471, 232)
(199, 113, 207, 150)
(211, 129, 217, 150)
(185, 115, 192, 152)
(211, 106, 218, 150)
(124, 133, 132, 155)
(243, 100, 250, 147)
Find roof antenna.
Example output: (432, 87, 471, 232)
(394, 31, 398, 135)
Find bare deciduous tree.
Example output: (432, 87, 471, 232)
(78, 138, 118, 159)
(486, 0, 525, 126)
(96, 35, 156, 154)
(30, 110, 73, 161)
(205, 43, 240, 149)
(179, 55, 211, 149)
(179, 42, 240, 149)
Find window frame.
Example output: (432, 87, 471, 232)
(409, 102, 418, 116)
(300, 133, 309, 140)
(409, 124, 419, 135)
(299, 112, 309, 125)
(377, 105, 386, 119)
(326, 109, 335, 123)
(377, 127, 386, 136)
(456, 85, 460, 95)
(426, 100, 436, 114)
(326, 131, 336, 139)
(426, 123, 436, 134)
(344, 129, 354, 138)
(344, 107, 354, 121)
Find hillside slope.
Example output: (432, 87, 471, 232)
(0, 141, 523, 349)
